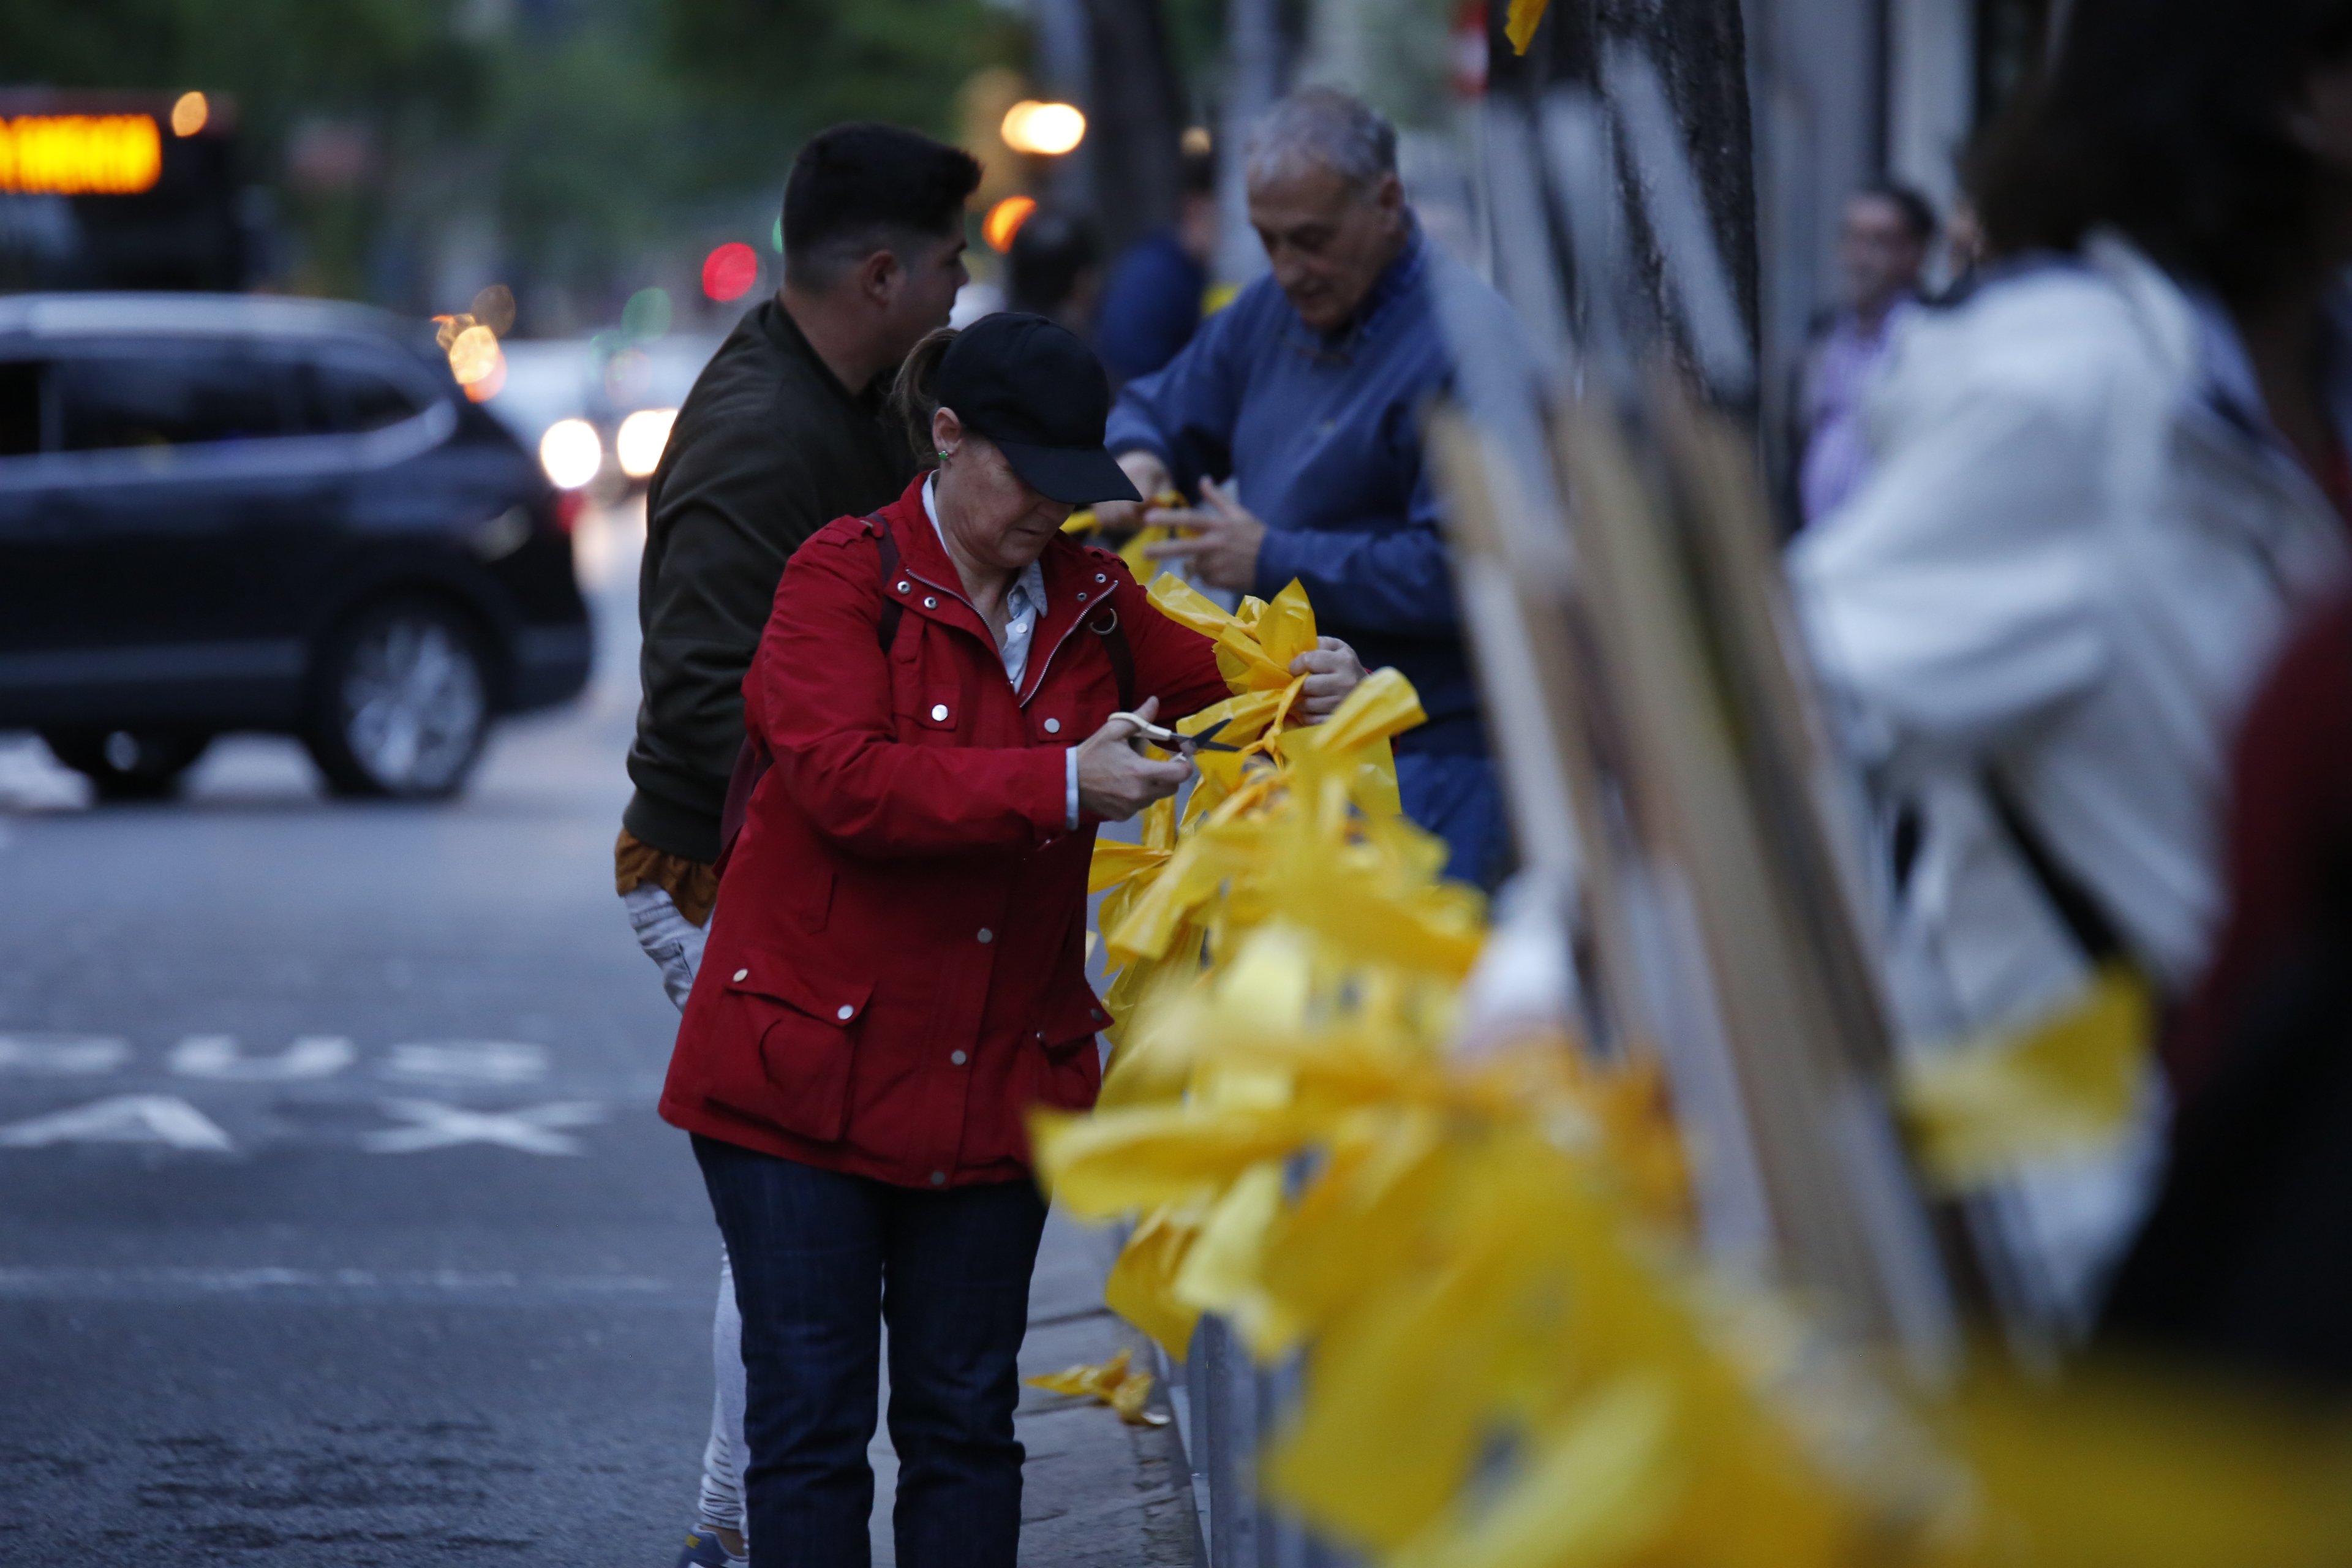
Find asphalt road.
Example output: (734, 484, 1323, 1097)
(0, 507, 1196, 1567)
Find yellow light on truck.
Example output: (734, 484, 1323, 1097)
(170, 92, 209, 137)
(0, 115, 164, 195)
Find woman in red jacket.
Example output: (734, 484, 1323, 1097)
(660, 311, 1363, 1568)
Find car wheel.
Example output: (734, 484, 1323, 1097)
(304, 597, 491, 800)
(41, 728, 214, 801)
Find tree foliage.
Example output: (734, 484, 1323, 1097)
(0, 0, 1022, 315)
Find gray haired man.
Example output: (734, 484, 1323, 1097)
(1096, 88, 1508, 884)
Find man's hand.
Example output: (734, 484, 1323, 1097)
(1074, 696, 1196, 821)
(1142, 476, 1266, 592)
(1091, 451, 1174, 534)
(1291, 637, 1365, 724)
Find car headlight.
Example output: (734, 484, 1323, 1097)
(616, 407, 677, 480)
(538, 418, 602, 490)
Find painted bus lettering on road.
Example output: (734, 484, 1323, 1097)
(0, 1034, 130, 1075)
(0, 1035, 554, 1084)
(360, 1099, 604, 1156)
(168, 1034, 356, 1082)
(0, 1094, 235, 1152)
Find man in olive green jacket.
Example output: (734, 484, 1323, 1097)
(615, 123, 977, 1568)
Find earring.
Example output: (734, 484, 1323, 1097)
(936, 448, 952, 459)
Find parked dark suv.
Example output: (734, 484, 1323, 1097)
(0, 293, 591, 800)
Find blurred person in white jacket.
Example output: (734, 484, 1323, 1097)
(1791, 0, 2352, 1333)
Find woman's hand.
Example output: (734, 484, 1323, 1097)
(1291, 637, 1366, 724)
(1075, 696, 1195, 821)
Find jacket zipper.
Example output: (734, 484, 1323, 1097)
(903, 562, 1099, 710)
(1017, 599, 1107, 708)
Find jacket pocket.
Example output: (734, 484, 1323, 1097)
(718, 955, 873, 1144)
(1027, 982, 1110, 1112)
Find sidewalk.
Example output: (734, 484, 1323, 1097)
(862, 1209, 1201, 1567)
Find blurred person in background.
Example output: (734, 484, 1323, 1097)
(1095, 87, 1510, 886)
(1094, 143, 1221, 385)
(616, 123, 981, 1568)
(1791, 0, 2352, 1338)
(1941, 195, 1988, 301)
(1003, 208, 1104, 339)
(660, 314, 1363, 1568)
(1791, 183, 1937, 530)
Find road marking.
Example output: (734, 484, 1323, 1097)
(168, 1034, 356, 1081)
(380, 1041, 549, 1085)
(0, 1094, 234, 1152)
(360, 1098, 603, 1155)
(0, 1033, 129, 1076)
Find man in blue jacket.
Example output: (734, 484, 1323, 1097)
(1097, 86, 1504, 884)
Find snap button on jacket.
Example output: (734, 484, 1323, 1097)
(660, 477, 1231, 1187)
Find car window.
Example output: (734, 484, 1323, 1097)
(304, 354, 423, 434)
(0, 361, 39, 458)
(55, 345, 298, 453)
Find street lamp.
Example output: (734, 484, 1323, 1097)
(1000, 100, 1086, 157)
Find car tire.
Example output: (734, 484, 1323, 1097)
(304, 597, 492, 801)
(40, 728, 213, 801)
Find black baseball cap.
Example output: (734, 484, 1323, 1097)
(933, 312, 1142, 505)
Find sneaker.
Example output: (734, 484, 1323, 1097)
(673, 1526, 743, 1567)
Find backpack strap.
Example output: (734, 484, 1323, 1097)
(1982, 767, 2125, 965)
(872, 515, 905, 655)
(717, 513, 895, 875)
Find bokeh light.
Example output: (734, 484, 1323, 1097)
(621, 286, 672, 340)
(538, 418, 602, 490)
(469, 283, 516, 336)
(1000, 100, 1086, 156)
(701, 242, 759, 302)
(447, 325, 500, 386)
(617, 408, 678, 480)
(984, 195, 1037, 253)
(169, 92, 208, 138)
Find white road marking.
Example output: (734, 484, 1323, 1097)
(379, 1040, 549, 1085)
(168, 1034, 356, 1081)
(0, 1034, 129, 1076)
(360, 1098, 603, 1155)
(0, 1094, 235, 1152)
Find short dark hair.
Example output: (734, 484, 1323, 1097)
(782, 124, 982, 292)
(1855, 182, 1937, 244)
(1006, 209, 1102, 317)
(1179, 144, 1217, 198)
(1972, 0, 2352, 306)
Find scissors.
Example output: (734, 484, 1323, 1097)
(1111, 713, 1243, 756)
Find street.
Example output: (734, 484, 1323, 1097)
(0, 510, 1197, 1567)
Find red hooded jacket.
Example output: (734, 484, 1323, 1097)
(658, 476, 1229, 1187)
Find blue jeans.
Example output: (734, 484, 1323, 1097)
(693, 1136, 1049, 1568)
(1395, 751, 1510, 890)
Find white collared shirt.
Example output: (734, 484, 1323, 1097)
(922, 475, 1080, 829)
